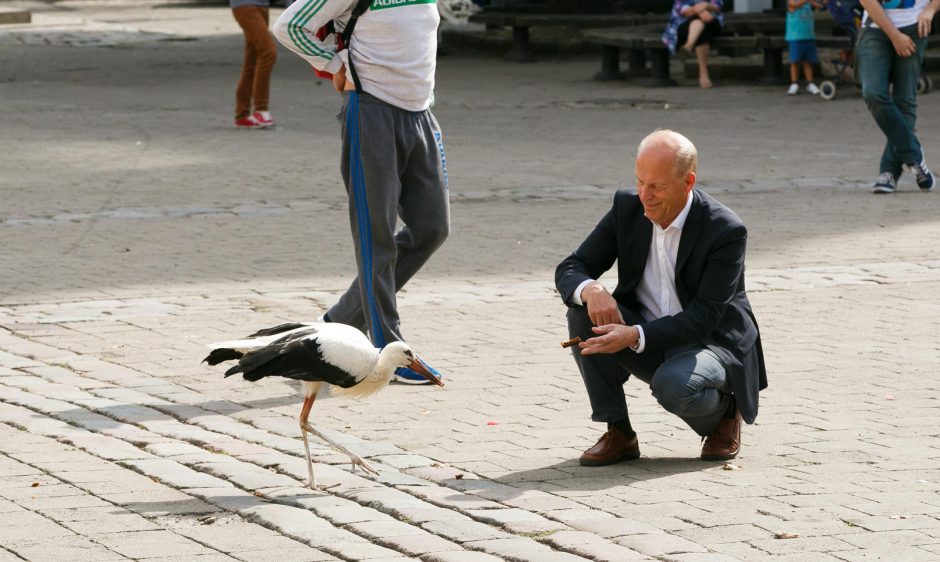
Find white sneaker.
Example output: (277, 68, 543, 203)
(908, 159, 935, 191)
(806, 83, 820, 95)
(872, 172, 898, 194)
(787, 83, 799, 95)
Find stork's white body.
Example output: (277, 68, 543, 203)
(205, 321, 438, 489)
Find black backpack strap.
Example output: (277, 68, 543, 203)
(341, 0, 372, 93)
(340, 0, 371, 44)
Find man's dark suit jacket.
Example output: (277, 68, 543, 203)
(555, 189, 767, 424)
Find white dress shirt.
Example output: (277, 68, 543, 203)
(573, 190, 694, 353)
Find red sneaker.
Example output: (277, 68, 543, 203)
(234, 114, 262, 129)
(252, 111, 275, 128)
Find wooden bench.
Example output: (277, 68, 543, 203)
(468, 12, 667, 62)
(584, 24, 851, 86)
(0, 8, 31, 25)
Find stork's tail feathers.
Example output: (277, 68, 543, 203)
(203, 348, 244, 366)
(224, 364, 244, 378)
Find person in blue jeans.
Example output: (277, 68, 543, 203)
(859, 0, 939, 194)
(786, 0, 824, 95)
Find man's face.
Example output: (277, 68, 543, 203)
(635, 144, 694, 228)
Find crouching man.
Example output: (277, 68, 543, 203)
(555, 129, 767, 465)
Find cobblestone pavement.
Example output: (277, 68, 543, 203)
(3, 1, 940, 561)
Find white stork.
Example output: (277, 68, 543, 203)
(203, 321, 443, 489)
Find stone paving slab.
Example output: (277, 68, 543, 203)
(0, 425, 329, 561)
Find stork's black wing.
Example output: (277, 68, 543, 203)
(224, 337, 359, 388)
(246, 322, 311, 339)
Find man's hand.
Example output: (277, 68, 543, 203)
(918, 6, 936, 38)
(579, 324, 639, 355)
(890, 31, 917, 57)
(332, 66, 346, 92)
(580, 281, 624, 327)
(333, 65, 356, 92)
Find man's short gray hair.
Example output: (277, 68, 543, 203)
(637, 129, 698, 179)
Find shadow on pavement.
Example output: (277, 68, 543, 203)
(493, 457, 714, 492)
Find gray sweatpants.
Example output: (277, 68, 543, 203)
(327, 91, 450, 347)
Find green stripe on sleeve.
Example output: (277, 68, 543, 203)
(288, 0, 333, 60)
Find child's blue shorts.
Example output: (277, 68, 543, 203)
(788, 39, 819, 63)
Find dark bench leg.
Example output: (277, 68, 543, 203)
(594, 46, 626, 81)
(505, 25, 536, 63)
(642, 49, 677, 87)
(627, 48, 649, 78)
(761, 46, 787, 85)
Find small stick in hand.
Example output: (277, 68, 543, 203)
(560, 336, 582, 349)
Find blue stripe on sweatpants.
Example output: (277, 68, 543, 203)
(346, 91, 387, 348)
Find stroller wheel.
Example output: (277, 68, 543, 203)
(819, 80, 837, 101)
(917, 75, 932, 95)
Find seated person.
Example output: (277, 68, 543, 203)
(662, 0, 725, 88)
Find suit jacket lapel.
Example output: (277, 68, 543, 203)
(676, 190, 703, 274)
(634, 210, 652, 275)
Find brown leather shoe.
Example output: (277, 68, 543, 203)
(579, 428, 640, 466)
(701, 410, 742, 461)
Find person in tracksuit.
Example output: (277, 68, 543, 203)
(273, 0, 448, 383)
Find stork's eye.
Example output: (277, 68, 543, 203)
(405, 350, 414, 357)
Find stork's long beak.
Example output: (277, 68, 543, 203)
(409, 357, 444, 387)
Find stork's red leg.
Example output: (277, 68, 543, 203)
(299, 393, 317, 489)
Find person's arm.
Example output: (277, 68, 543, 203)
(788, 0, 805, 12)
(680, 1, 698, 18)
(554, 198, 621, 327)
(697, 0, 720, 23)
(693, 1, 716, 13)
(918, 0, 940, 38)
(272, 0, 357, 76)
(555, 200, 619, 301)
(860, 0, 917, 56)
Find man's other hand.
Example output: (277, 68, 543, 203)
(580, 281, 625, 327)
(579, 324, 639, 355)
(918, 5, 935, 38)
(333, 65, 356, 92)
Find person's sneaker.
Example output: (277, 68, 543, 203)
(806, 82, 820, 95)
(252, 111, 275, 128)
(908, 159, 935, 191)
(787, 83, 799, 95)
(872, 172, 898, 194)
(394, 358, 442, 385)
(234, 114, 262, 129)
